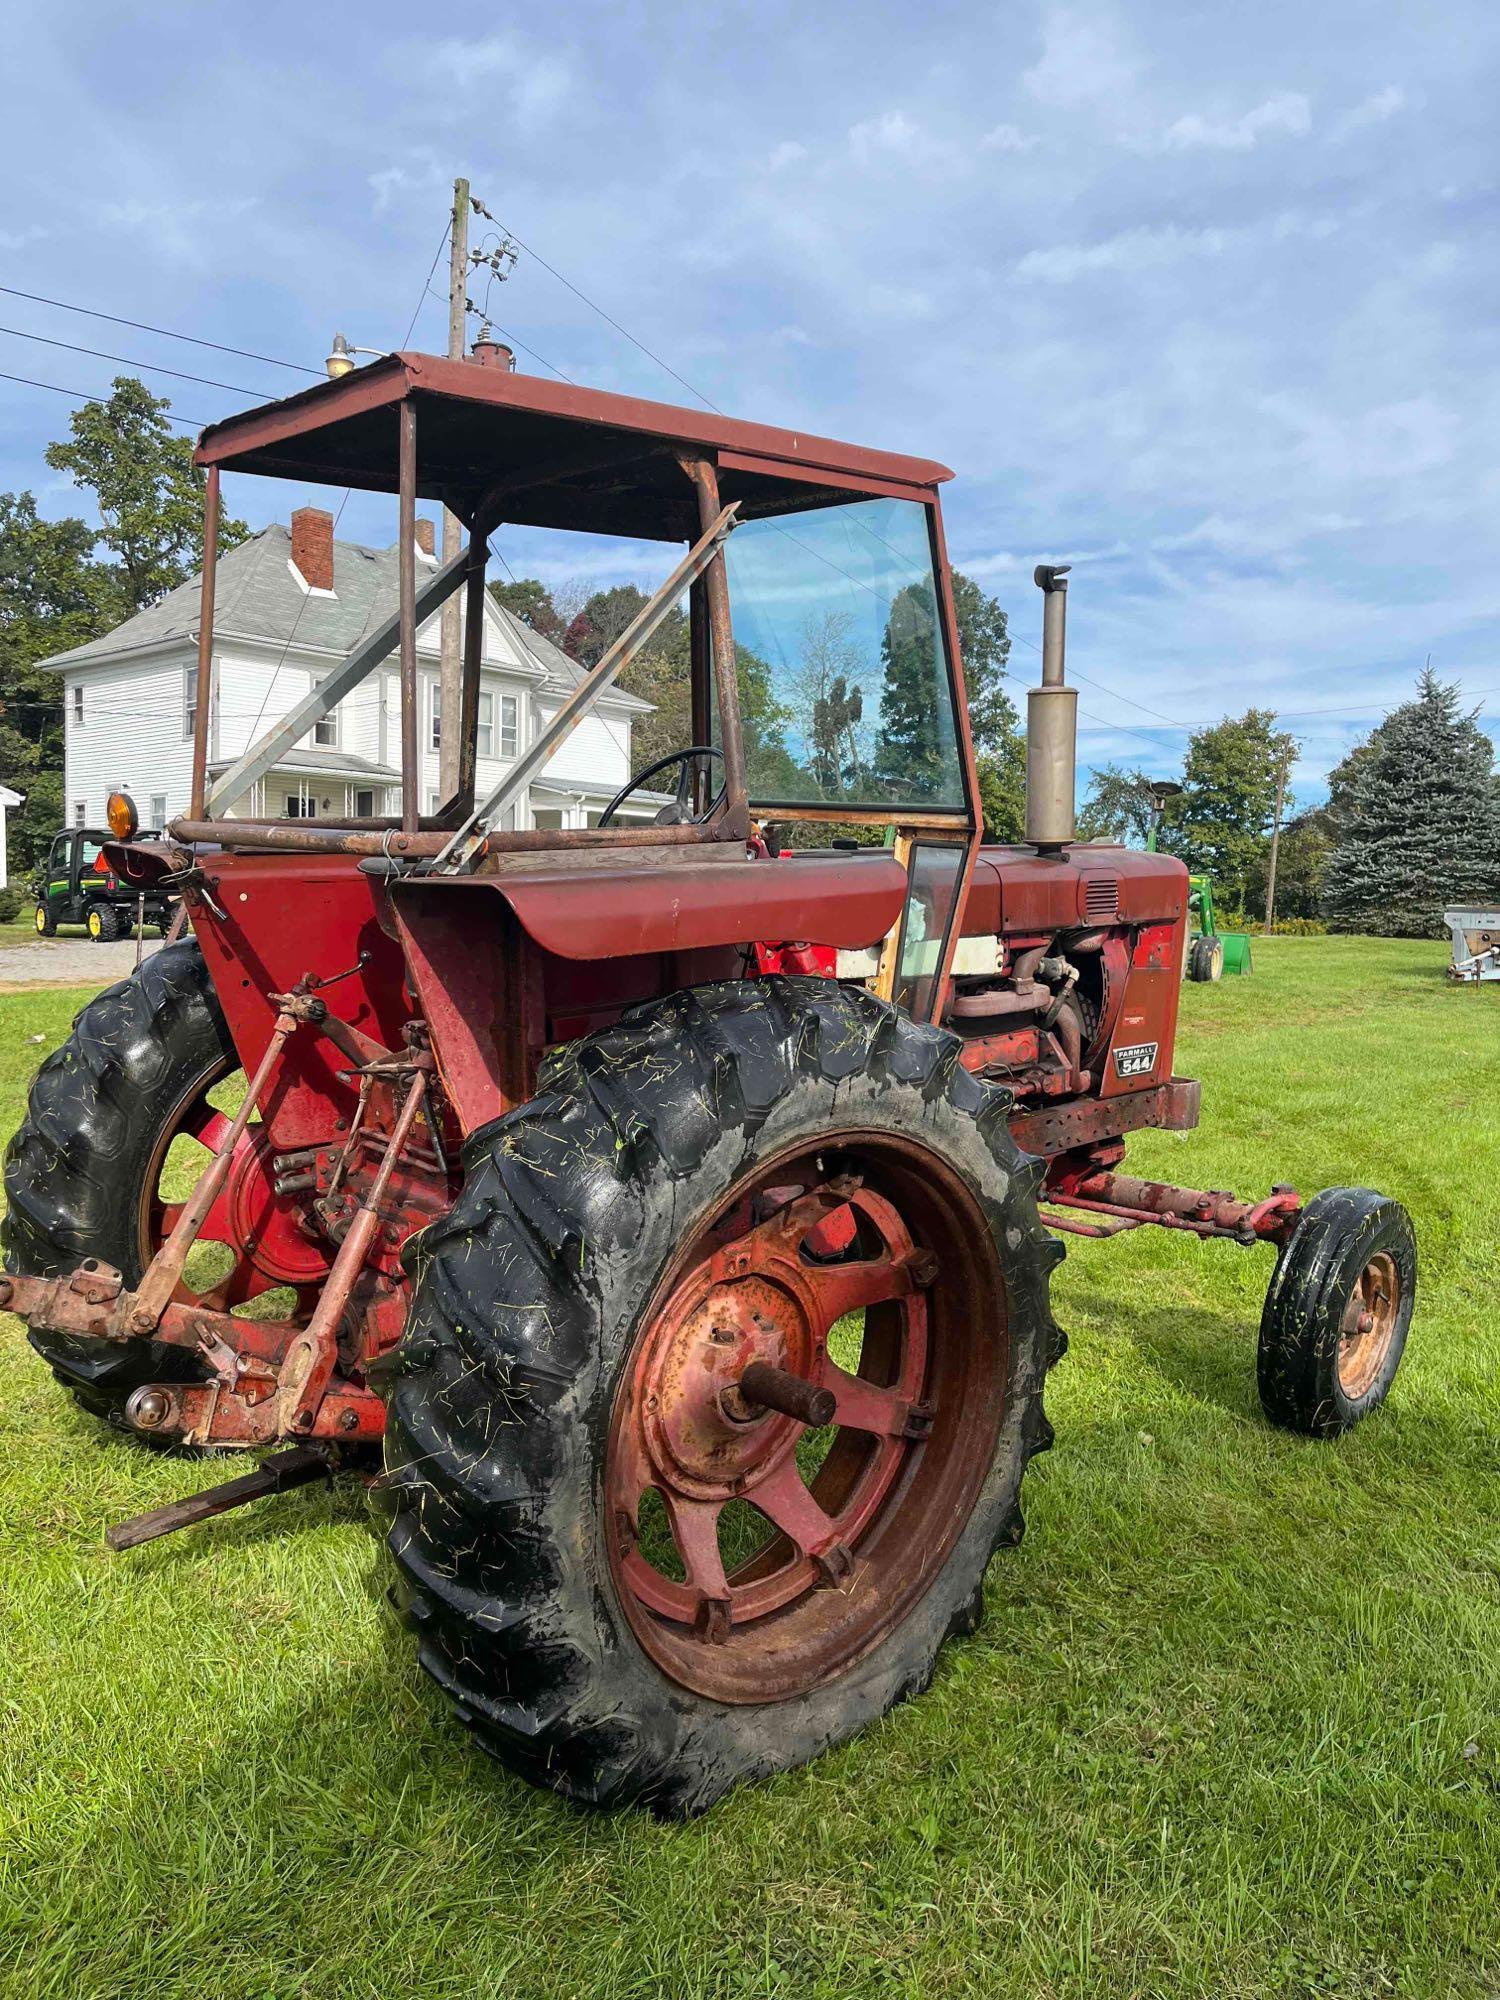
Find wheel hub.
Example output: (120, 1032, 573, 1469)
(605, 1136, 1008, 1704)
(640, 1271, 815, 1501)
(1337, 1249, 1400, 1399)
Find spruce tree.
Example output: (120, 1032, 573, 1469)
(1322, 668, 1500, 935)
(873, 580, 959, 804)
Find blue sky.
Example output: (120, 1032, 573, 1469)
(2, 0, 1496, 808)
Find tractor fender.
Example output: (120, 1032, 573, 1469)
(394, 850, 909, 961)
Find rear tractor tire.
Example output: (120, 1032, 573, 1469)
(86, 904, 122, 943)
(2, 941, 234, 1438)
(1257, 1188, 1416, 1437)
(380, 977, 1066, 1816)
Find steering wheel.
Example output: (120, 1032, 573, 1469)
(597, 746, 725, 828)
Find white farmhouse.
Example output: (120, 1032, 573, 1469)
(44, 507, 654, 832)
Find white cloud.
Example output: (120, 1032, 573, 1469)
(1015, 223, 1229, 283)
(1329, 85, 1406, 141)
(0, 223, 45, 251)
(768, 140, 809, 171)
(1023, 6, 1143, 108)
(1160, 91, 1311, 152)
(848, 111, 928, 162)
(980, 124, 1040, 153)
(409, 34, 572, 130)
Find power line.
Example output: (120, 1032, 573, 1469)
(0, 368, 207, 429)
(485, 213, 721, 413)
(0, 322, 273, 401)
(0, 283, 321, 377)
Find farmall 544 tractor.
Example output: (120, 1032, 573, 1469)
(1, 348, 1417, 1814)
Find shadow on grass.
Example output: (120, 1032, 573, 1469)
(1062, 1284, 1263, 1429)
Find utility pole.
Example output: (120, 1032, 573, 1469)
(1264, 754, 1289, 933)
(438, 176, 469, 800)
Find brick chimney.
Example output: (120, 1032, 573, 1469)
(290, 507, 335, 592)
(415, 517, 435, 557)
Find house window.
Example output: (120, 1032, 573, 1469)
(183, 667, 198, 740)
(500, 693, 518, 758)
(476, 691, 494, 758)
(354, 788, 375, 818)
(286, 793, 317, 819)
(72, 685, 84, 723)
(313, 679, 339, 748)
(150, 794, 167, 828)
(73, 801, 86, 827)
(429, 682, 442, 752)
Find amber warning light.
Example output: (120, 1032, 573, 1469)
(106, 791, 139, 840)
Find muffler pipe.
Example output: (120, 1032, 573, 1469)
(1026, 563, 1077, 853)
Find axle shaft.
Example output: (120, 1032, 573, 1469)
(737, 1361, 835, 1428)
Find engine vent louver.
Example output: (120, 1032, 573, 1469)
(1083, 876, 1119, 921)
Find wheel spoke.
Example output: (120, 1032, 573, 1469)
(801, 1252, 909, 1327)
(822, 1363, 909, 1438)
(661, 1494, 729, 1601)
(749, 1456, 843, 1563)
(178, 1096, 237, 1154)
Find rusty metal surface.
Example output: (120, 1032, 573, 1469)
(398, 400, 419, 834)
(684, 456, 749, 830)
(105, 1446, 331, 1551)
(962, 845, 1188, 934)
(1043, 1164, 1301, 1246)
(1337, 1250, 1401, 1396)
(193, 350, 955, 513)
(604, 1134, 1003, 1703)
(189, 466, 219, 818)
(1004, 1077, 1200, 1154)
(397, 851, 908, 963)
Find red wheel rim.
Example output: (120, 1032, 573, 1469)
(1337, 1249, 1400, 1399)
(606, 1133, 1009, 1703)
(137, 1056, 328, 1313)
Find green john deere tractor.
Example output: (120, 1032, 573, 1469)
(1185, 874, 1253, 982)
(1141, 781, 1252, 983)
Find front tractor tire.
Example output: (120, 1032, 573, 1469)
(381, 978, 1065, 1816)
(1188, 935, 1224, 982)
(2, 941, 233, 1436)
(1257, 1188, 1416, 1437)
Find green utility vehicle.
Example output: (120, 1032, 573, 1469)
(31, 806, 174, 941)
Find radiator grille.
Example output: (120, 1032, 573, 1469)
(1083, 876, 1119, 921)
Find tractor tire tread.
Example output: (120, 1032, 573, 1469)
(380, 975, 1064, 1817)
(1257, 1185, 1416, 1437)
(2, 940, 231, 1437)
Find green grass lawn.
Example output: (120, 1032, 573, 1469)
(1, 939, 1497, 2000)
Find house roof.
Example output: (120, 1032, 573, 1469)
(206, 747, 400, 782)
(39, 526, 651, 711)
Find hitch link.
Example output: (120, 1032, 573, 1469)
(124, 1006, 301, 1334)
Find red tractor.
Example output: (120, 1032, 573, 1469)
(1, 346, 1415, 1815)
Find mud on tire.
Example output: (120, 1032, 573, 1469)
(2, 941, 230, 1434)
(379, 977, 1065, 1816)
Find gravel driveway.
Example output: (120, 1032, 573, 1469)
(0, 936, 162, 989)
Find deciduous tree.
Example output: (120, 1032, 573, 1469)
(45, 377, 246, 612)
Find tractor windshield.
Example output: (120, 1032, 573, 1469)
(721, 496, 964, 813)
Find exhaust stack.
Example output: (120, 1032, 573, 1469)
(1025, 562, 1077, 853)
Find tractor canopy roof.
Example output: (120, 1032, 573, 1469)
(194, 351, 955, 542)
